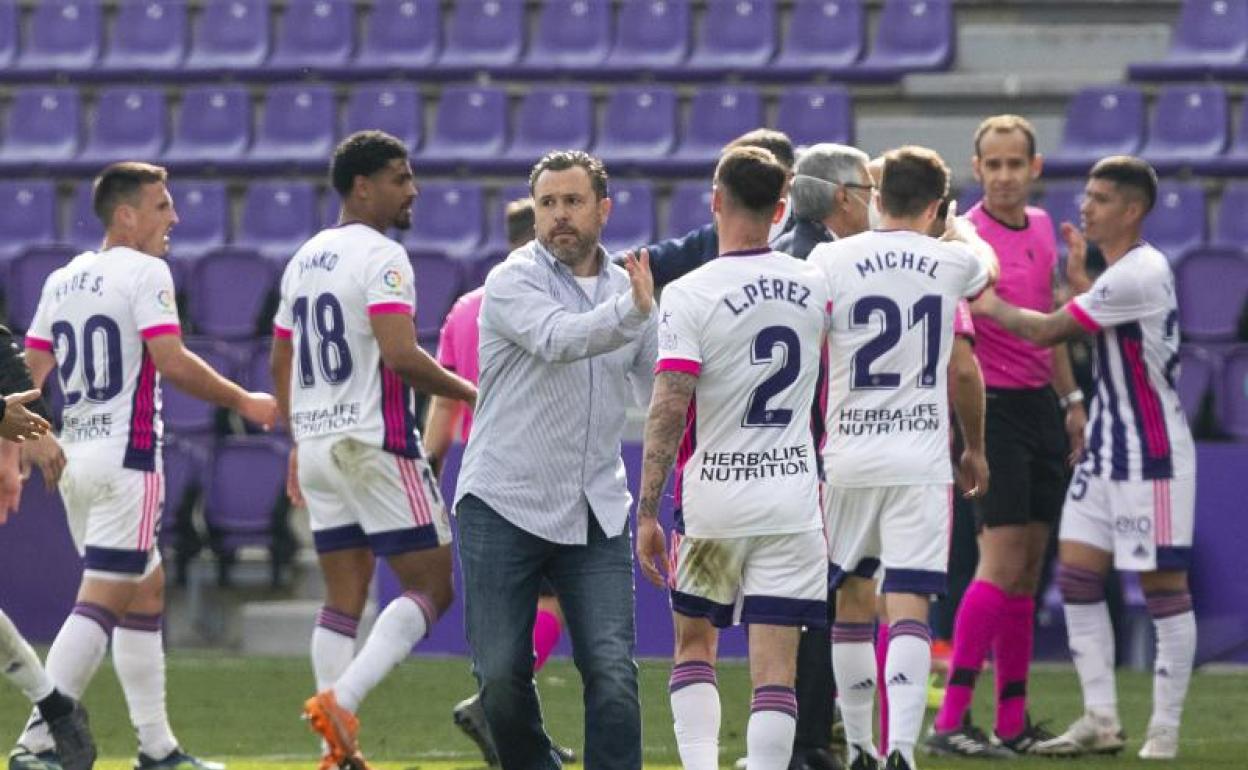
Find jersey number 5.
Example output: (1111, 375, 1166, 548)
(292, 294, 354, 387)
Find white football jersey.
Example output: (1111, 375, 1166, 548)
(809, 230, 992, 487)
(1067, 242, 1195, 481)
(657, 249, 830, 538)
(274, 223, 422, 456)
(26, 248, 182, 470)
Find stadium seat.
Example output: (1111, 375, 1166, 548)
(1196, 99, 1248, 176)
(1213, 181, 1248, 250)
(1046, 87, 1146, 175)
(1039, 181, 1085, 246)
(666, 86, 763, 173)
(1142, 85, 1229, 173)
(775, 86, 854, 149)
(246, 338, 276, 395)
(771, 0, 864, 78)
(183, 0, 270, 74)
(603, 0, 690, 74)
(0, 181, 58, 263)
(438, 0, 524, 73)
(5, 245, 76, 333)
(1174, 246, 1248, 341)
(1142, 181, 1207, 261)
(168, 181, 230, 262)
(319, 194, 342, 231)
(0, 87, 81, 173)
(354, 0, 440, 75)
(1129, 0, 1248, 81)
(189, 248, 276, 340)
(267, 0, 355, 77)
(410, 251, 463, 339)
(667, 181, 713, 237)
(848, 0, 954, 81)
(684, 0, 777, 76)
(484, 183, 532, 251)
(247, 85, 336, 170)
(78, 87, 168, 167)
(160, 434, 211, 553)
(66, 183, 99, 254)
(15, 0, 101, 75)
(1221, 346, 1248, 439)
(601, 181, 656, 255)
(419, 86, 508, 172)
(164, 86, 251, 168)
(162, 336, 237, 435)
(404, 182, 485, 259)
(1178, 344, 1217, 425)
(0, 1, 15, 71)
(504, 87, 593, 166)
(593, 86, 678, 167)
(238, 182, 319, 264)
(345, 84, 423, 153)
(520, 0, 611, 74)
(204, 437, 289, 555)
(98, 0, 187, 74)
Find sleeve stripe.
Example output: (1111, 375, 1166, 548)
(1066, 300, 1101, 332)
(140, 324, 182, 340)
(367, 302, 414, 316)
(24, 336, 52, 352)
(273, 324, 293, 340)
(655, 358, 701, 376)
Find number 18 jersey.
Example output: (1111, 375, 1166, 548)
(274, 223, 422, 456)
(656, 249, 831, 538)
(809, 230, 992, 487)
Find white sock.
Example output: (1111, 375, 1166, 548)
(20, 603, 116, 751)
(0, 610, 55, 703)
(333, 591, 432, 712)
(746, 687, 797, 770)
(669, 662, 720, 770)
(114, 616, 178, 760)
(1146, 592, 1196, 731)
(832, 624, 878, 758)
(311, 607, 359, 691)
(885, 620, 931, 767)
(1064, 601, 1118, 716)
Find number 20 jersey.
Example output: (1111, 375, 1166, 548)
(656, 249, 830, 539)
(274, 223, 422, 456)
(809, 230, 992, 487)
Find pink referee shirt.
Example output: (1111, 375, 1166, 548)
(966, 202, 1057, 388)
(436, 287, 484, 441)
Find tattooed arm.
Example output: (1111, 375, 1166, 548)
(635, 370, 697, 588)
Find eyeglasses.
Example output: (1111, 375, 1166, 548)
(842, 182, 875, 192)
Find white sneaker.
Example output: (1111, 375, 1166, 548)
(1139, 724, 1179, 760)
(1033, 711, 1126, 756)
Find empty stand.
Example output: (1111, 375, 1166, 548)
(772, 0, 864, 78)
(593, 87, 678, 167)
(776, 86, 854, 148)
(99, 1, 187, 74)
(667, 86, 764, 172)
(0, 182, 58, 263)
(1178, 344, 1216, 424)
(79, 86, 168, 167)
(1222, 346, 1248, 439)
(438, 0, 524, 73)
(268, 0, 355, 76)
(420, 86, 508, 171)
(850, 0, 954, 80)
(1142, 85, 1229, 173)
(667, 182, 713, 237)
(410, 251, 463, 339)
(183, 0, 270, 74)
(1213, 181, 1248, 250)
(685, 0, 777, 76)
(1130, 0, 1248, 80)
(521, 0, 611, 74)
(0, 87, 81, 172)
(5, 246, 76, 332)
(345, 84, 423, 153)
(246, 85, 337, 170)
(405, 182, 486, 259)
(1142, 181, 1207, 260)
(354, 0, 440, 74)
(601, 181, 657, 254)
(169, 181, 230, 262)
(604, 0, 690, 73)
(1174, 246, 1248, 340)
(16, 0, 101, 75)
(189, 248, 276, 340)
(164, 86, 251, 167)
(505, 87, 594, 165)
(238, 182, 319, 263)
(1047, 87, 1146, 175)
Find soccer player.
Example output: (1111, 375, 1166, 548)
(972, 156, 1196, 761)
(809, 147, 994, 770)
(14, 162, 277, 770)
(273, 132, 476, 770)
(635, 146, 831, 770)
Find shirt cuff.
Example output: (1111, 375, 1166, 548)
(140, 324, 181, 340)
(1066, 300, 1101, 332)
(655, 358, 701, 376)
(273, 323, 293, 340)
(613, 291, 652, 332)
(24, 335, 52, 352)
(368, 302, 414, 317)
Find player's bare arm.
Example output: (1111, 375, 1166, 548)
(635, 369, 696, 587)
(370, 313, 477, 407)
(1051, 342, 1088, 467)
(421, 396, 459, 478)
(949, 338, 989, 499)
(146, 334, 277, 429)
(971, 288, 1086, 348)
(269, 335, 304, 506)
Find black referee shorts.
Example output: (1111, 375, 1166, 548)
(973, 386, 1069, 531)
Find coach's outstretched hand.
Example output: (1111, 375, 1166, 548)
(622, 248, 654, 316)
(238, 392, 279, 431)
(636, 516, 668, 588)
(0, 390, 50, 443)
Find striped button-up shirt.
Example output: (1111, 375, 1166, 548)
(456, 240, 657, 545)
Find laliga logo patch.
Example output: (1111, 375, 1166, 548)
(382, 268, 403, 293)
(156, 289, 174, 310)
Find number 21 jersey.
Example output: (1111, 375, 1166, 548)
(274, 223, 422, 456)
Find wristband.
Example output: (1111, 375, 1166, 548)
(1060, 391, 1084, 409)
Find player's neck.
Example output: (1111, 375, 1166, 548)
(981, 199, 1027, 229)
(717, 221, 771, 255)
(1099, 230, 1141, 265)
(878, 214, 929, 234)
(101, 234, 141, 254)
(340, 204, 386, 233)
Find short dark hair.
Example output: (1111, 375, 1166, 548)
(92, 162, 167, 226)
(505, 197, 535, 246)
(1090, 155, 1158, 213)
(879, 146, 951, 219)
(529, 150, 609, 200)
(715, 147, 787, 218)
(725, 128, 796, 171)
(973, 114, 1037, 158)
(331, 130, 409, 197)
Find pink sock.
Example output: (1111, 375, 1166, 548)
(993, 594, 1035, 739)
(933, 580, 1007, 732)
(532, 609, 562, 672)
(875, 622, 889, 754)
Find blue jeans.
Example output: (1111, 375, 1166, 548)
(457, 495, 641, 770)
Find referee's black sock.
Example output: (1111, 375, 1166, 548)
(36, 688, 74, 723)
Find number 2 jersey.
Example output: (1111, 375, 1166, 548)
(809, 230, 992, 487)
(274, 223, 423, 456)
(26, 247, 182, 470)
(656, 249, 830, 538)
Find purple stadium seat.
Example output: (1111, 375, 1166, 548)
(247, 85, 336, 169)
(16, 0, 101, 74)
(410, 252, 463, 339)
(1142, 181, 1207, 261)
(667, 181, 713, 237)
(320, 194, 342, 231)
(604, 0, 690, 73)
(345, 84, 423, 152)
(6, 246, 76, 333)
(1222, 346, 1248, 439)
(438, 0, 524, 72)
(668, 86, 763, 171)
(521, 0, 611, 74)
(1196, 99, 1248, 176)
(1039, 181, 1085, 247)
(1214, 182, 1248, 250)
(238, 182, 319, 263)
(1046, 87, 1146, 176)
(420, 87, 508, 171)
(78, 87, 168, 167)
(1174, 246, 1248, 341)
(168, 181, 230, 262)
(99, 1, 187, 74)
(204, 437, 288, 551)
(772, 0, 864, 77)
(162, 339, 235, 433)
(159, 434, 212, 551)
(405, 182, 485, 259)
(165, 86, 251, 167)
(484, 183, 532, 251)
(189, 248, 275, 340)
(0, 87, 81, 172)
(776, 87, 853, 148)
(849, 0, 954, 81)
(1142, 85, 1229, 173)
(505, 87, 593, 164)
(246, 339, 276, 395)
(355, 0, 440, 74)
(0, 1, 15, 70)
(66, 183, 100, 254)
(1129, 0, 1248, 81)
(0, 182, 58, 263)
(1177, 344, 1216, 424)
(184, 0, 270, 74)
(601, 181, 656, 254)
(685, 0, 776, 75)
(593, 87, 677, 167)
(268, 0, 355, 76)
